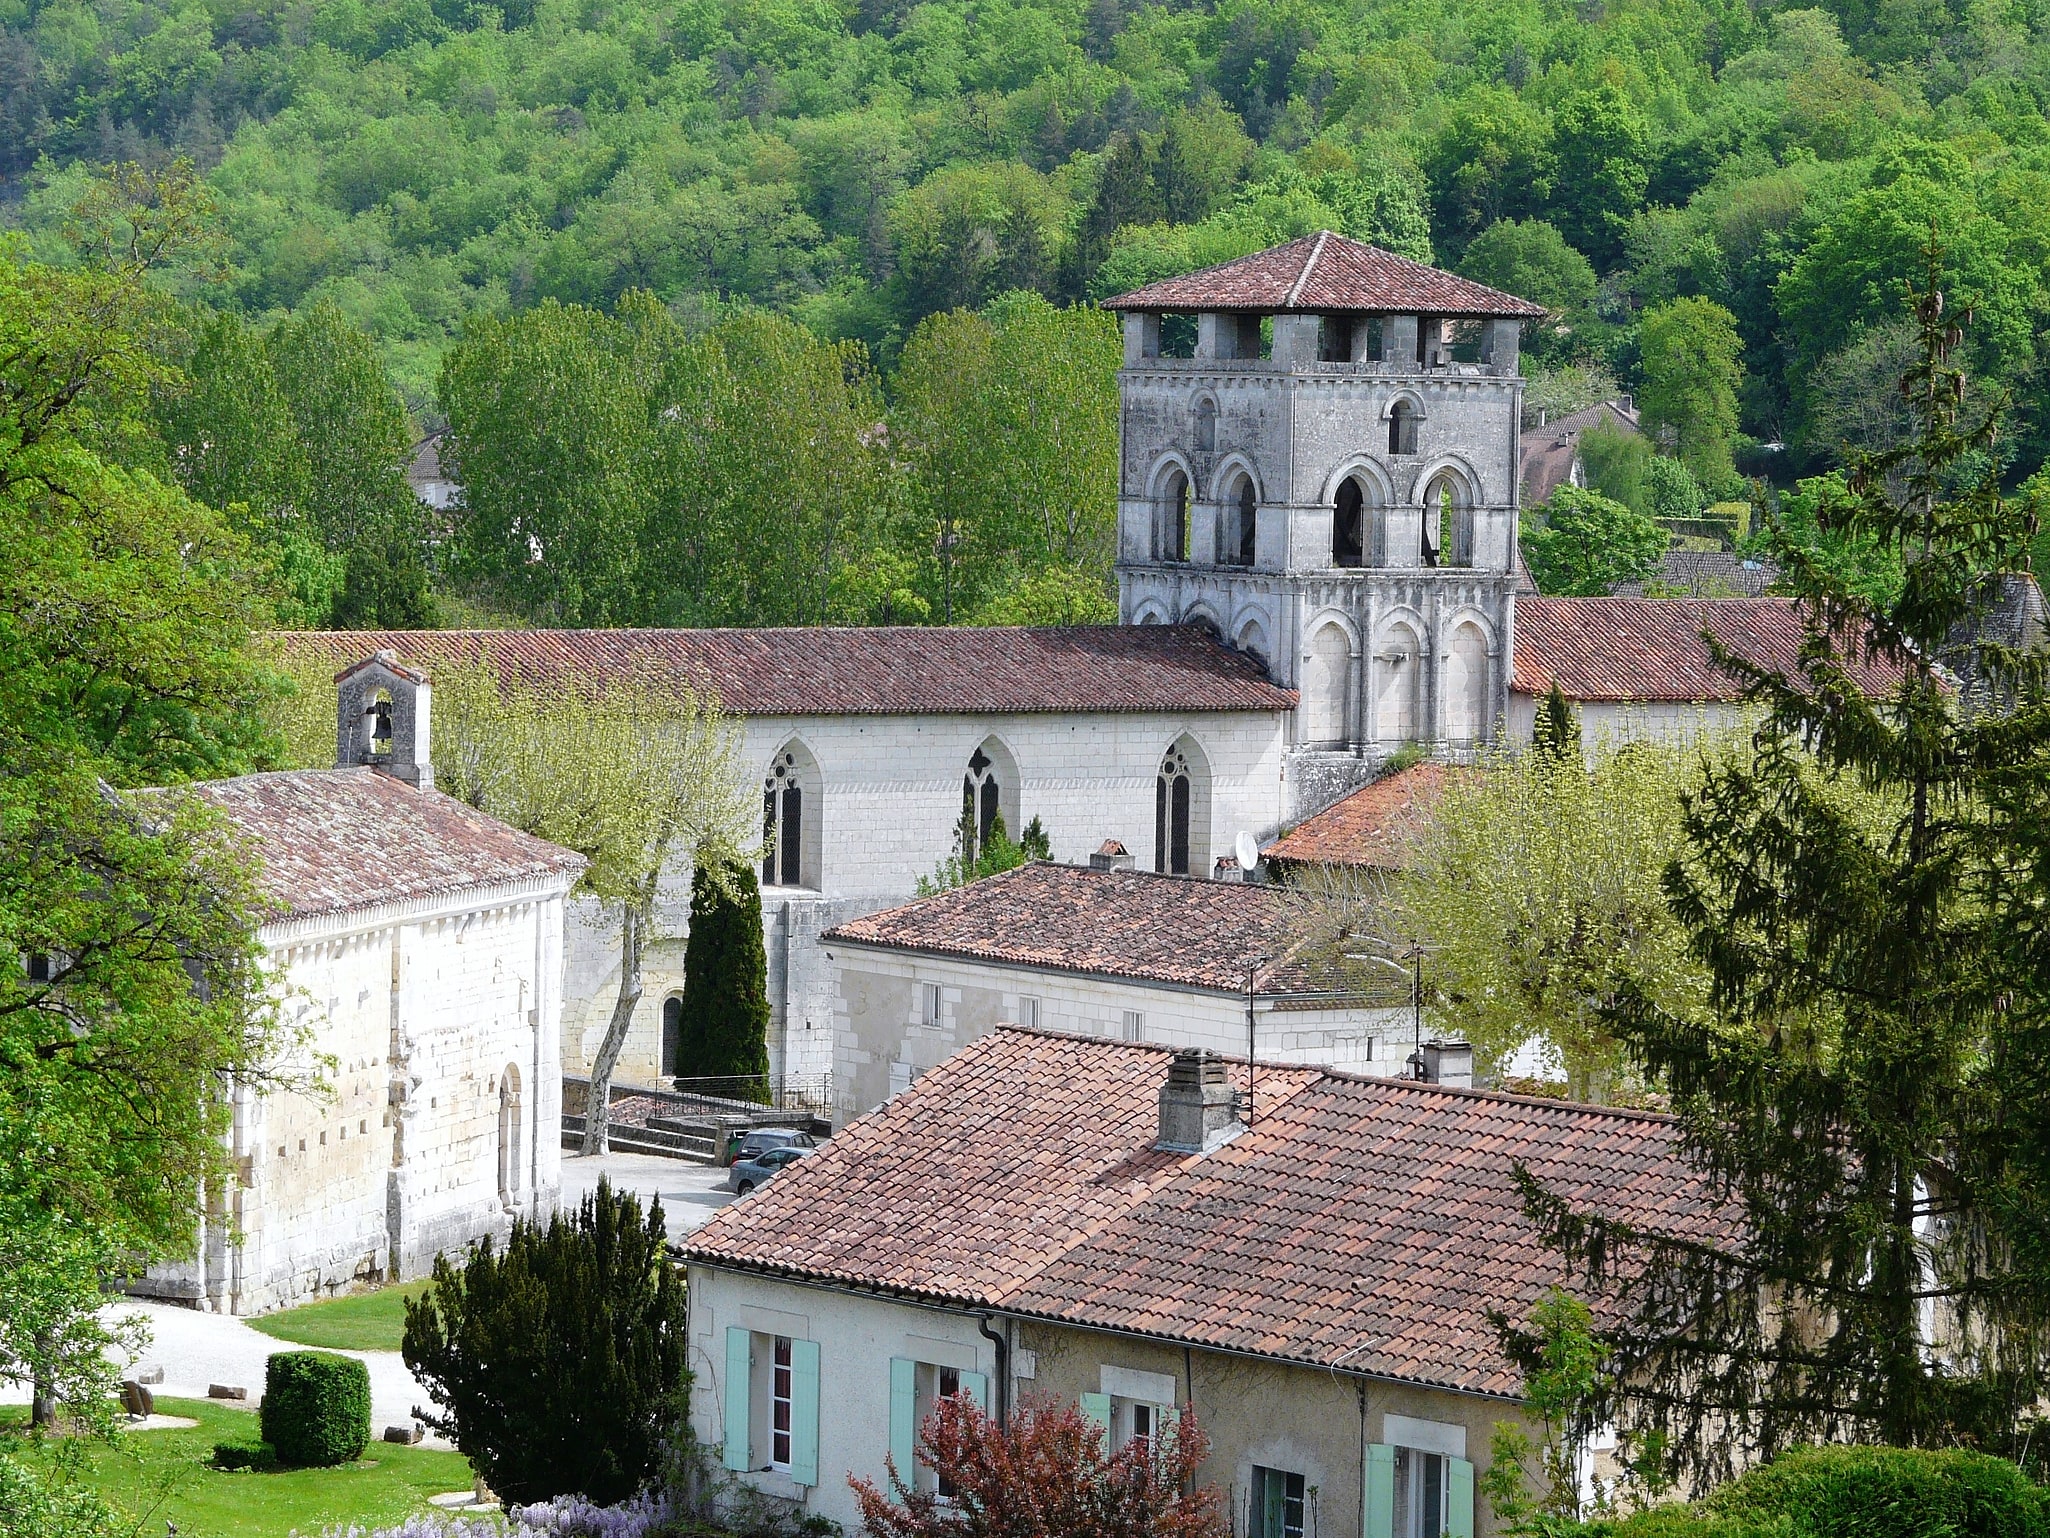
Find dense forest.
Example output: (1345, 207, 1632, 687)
(4, 0, 2047, 625)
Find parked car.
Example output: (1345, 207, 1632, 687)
(727, 1144, 813, 1196)
(723, 1127, 818, 1165)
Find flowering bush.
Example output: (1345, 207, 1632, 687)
(324, 1487, 678, 1538)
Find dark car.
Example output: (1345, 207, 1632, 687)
(726, 1144, 813, 1196)
(724, 1127, 817, 1164)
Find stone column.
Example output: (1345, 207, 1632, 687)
(1123, 312, 1160, 365)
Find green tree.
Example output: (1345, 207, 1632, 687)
(1523, 485, 1668, 596)
(676, 861, 772, 1092)
(1422, 85, 1553, 255)
(1458, 219, 1596, 362)
(1645, 456, 1705, 524)
(403, 1179, 688, 1506)
(1483, 1289, 1616, 1531)
(1578, 420, 1652, 514)
(1638, 298, 1744, 491)
(0, 188, 281, 1429)
(1547, 83, 1652, 268)
(1528, 258, 2050, 1479)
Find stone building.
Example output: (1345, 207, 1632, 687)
(820, 859, 1408, 1122)
(682, 1027, 1729, 1536)
(137, 653, 585, 1314)
(1104, 230, 1546, 808)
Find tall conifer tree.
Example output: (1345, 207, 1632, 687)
(677, 861, 772, 1096)
(1516, 254, 2050, 1477)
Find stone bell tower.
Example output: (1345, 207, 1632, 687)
(1103, 230, 1542, 813)
(335, 649, 434, 791)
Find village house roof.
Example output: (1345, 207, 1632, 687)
(1613, 550, 1780, 600)
(278, 626, 1296, 717)
(683, 1028, 1728, 1397)
(1518, 398, 1641, 508)
(1262, 762, 1453, 872)
(1102, 231, 1547, 319)
(1512, 596, 1906, 703)
(823, 861, 1380, 1001)
(172, 767, 586, 923)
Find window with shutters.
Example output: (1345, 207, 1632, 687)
(728, 1328, 820, 1487)
(770, 1336, 794, 1471)
(1252, 1466, 1307, 1538)
(1394, 1447, 1445, 1538)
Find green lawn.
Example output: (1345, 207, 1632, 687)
(1, 1397, 476, 1538)
(246, 1280, 435, 1352)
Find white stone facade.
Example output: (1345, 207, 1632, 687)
(824, 943, 1408, 1125)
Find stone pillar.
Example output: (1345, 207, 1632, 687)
(1385, 315, 1420, 367)
(1123, 312, 1160, 366)
(1196, 313, 1225, 359)
(1271, 314, 1320, 370)
(1485, 318, 1521, 376)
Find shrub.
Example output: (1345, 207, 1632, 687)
(1706, 1444, 2050, 1538)
(260, 1350, 371, 1467)
(0, 1450, 120, 1538)
(210, 1441, 279, 1471)
(402, 1178, 689, 1506)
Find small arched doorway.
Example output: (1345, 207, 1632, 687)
(661, 994, 684, 1079)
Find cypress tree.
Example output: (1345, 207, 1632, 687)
(676, 860, 771, 1098)
(1513, 254, 2050, 1480)
(1532, 682, 1582, 762)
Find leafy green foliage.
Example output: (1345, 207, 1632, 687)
(1523, 486, 1668, 597)
(676, 861, 772, 1092)
(1523, 257, 2050, 1481)
(1579, 422, 1654, 518)
(916, 807, 1034, 895)
(1484, 1289, 1622, 1532)
(0, 1447, 121, 1538)
(1638, 299, 1745, 493)
(403, 1179, 689, 1507)
(259, 1351, 371, 1468)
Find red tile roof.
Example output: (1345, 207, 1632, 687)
(1512, 596, 1905, 703)
(278, 627, 1294, 717)
(1518, 400, 1641, 507)
(1103, 231, 1547, 318)
(1263, 762, 1453, 870)
(161, 768, 586, 922)
(683, 1029, 1729, 1396)
(823, 862, 1378, 999)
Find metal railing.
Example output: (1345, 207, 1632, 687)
(564, 1072, 833, 1123)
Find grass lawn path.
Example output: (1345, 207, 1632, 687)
(247, 1281, 436, 1353)
(1, 1397, 475, 1538)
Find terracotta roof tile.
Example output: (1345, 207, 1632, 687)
(823, 862, 1380, 999)
(1263, 763, 1453, 870)
(683, 1029, 1729, 1396)
(157, 768, 586, 922)
(277, 627, 1294, 717)
(1512, 596, 1906, 703)
(1103, 232, 1546, 318)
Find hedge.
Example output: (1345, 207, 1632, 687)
(260, 1350, 371, 1468)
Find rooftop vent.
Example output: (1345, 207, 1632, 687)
(1417, 1040, 1474, 1088)
(1157, 1048, 1241, 1154)
(1090, 840, 1136, 872)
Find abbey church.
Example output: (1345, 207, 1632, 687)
(289, 231, 1803, 1101)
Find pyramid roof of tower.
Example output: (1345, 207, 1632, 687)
(1101, 231, 1547, 318)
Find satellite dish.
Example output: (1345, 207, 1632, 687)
(1234, 830, 1260, 876)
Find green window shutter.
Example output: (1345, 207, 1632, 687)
(1079, 1391, 1111, 1452)
(1446, 1456, 1475, 1538)
(722, 1328, 752, 1472)
(889, 1357, 917, 1478)
(958, 1370, 990, 1413)
(787, 1339, 821, 1487)
(1363, 1442, 1395, 1538)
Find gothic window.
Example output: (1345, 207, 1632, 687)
(762, 749, 807, 887)
(1155, 745, 1193, 876)
(1388, 400, 1419, 456)
(1158, 469, 1191, 562)
(1303, 623, 1352, 747)
(1226, 474, 1257, 567)
(1445, 621, 1490, 743)
(961, 745, 1005, 862)
(1194, 398, 1217, 453)
(1333, 479, 1365, 568)
(661, 994, 684, 1078)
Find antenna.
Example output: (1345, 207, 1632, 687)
(1234, 830, 1259, 878)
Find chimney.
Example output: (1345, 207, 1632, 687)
(334, 650, 434, 791)
(1156, 1048, 1241, 1154)
(1418, 1040, 1474, 1089)
(1212, 855, 1243, 882)
(1090, 839, 1136, 872)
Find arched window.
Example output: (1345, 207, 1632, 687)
(1334, 479, 1365, 568)
(1388, 400, 1419, 456)
(1156, 745, 1193, 875)
(1376, 623, 1424, 742)
(661, 994, 684, 1079)
(1303, 622, 1352, 747)
(1225, 474, 1256, 567)
(1194, 398, 1217, 453)
(497, 1064, 523, 1210)
(960, 739, 1018, 863)
(762, 750, 806, 887)
(365, 688, 394, 755)
(1423, 472, 1473, 569)
(1157, 469, 1190, 562)
(1445, 621, 1490, 743)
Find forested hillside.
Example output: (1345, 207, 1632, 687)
(5, 0, 2048, 625)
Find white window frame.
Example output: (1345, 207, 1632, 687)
(1121, 1009, 1143, 1042)
(920, 982, 942, 1027)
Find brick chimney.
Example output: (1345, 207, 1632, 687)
(1156, 1048, 1240, 1154)
(1090, 839, 1136, 872)
(1418, 1040, 1474, 1088)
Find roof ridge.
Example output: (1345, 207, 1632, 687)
(1283, 229, 1331, 310)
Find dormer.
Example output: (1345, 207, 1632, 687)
(335, 649, 434, 791)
